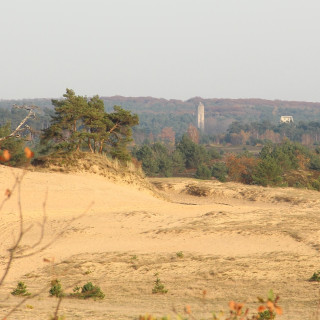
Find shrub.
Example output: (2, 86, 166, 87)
(177, 135, 209, 169)
(195, 164, 211, 180)
(225, 153, 258, 184)
(11, 281, 31, 296)
(176, 251, 184, 258)
(207, 147, 221, 159)
(211, 162, 228, 182)
(152, 274, 168, 294)
(309, 271, 320, 282)
(252, 157, 282, 186)
(258, 309, 276, 320)
(49, 279, 64, 297)
(311, 179, 320, 191)
(71, 282, 105, 299)
(309, 156, 320, 171)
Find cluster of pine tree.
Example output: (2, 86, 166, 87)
(0, 89, 139, 162)
(41, 89, 139, 160)
(132, 134, 221, 177)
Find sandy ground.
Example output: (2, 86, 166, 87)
(0, 166, 319, 319)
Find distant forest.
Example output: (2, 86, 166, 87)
(1, 96, 320, 146)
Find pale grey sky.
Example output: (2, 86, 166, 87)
(0, 0, 319, 101)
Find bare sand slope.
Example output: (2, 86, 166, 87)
(0, 166, 319, 319)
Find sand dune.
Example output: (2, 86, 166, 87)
(0, 166, 319, 319)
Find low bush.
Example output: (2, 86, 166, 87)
(71, 282, 105, 300)
(195, 164, 211, 180)
(49, 279, 64, 297)
(152, 273, 168, 294)
(11, 281, 31, 296)
(176, 251, 184, 258)
(211, 162, 228, 182)
(309, 271, 320, 282)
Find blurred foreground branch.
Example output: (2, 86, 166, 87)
(0, 150, 93, 319)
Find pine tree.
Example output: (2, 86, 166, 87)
(41, 89, 139, 158)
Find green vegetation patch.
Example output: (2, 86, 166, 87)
(309, 271, 320, 282)
(70, 282, 105, 300)
(49, 279, 64, 297)
(152, 273, 168, 294)
(11, 281, 31, 296)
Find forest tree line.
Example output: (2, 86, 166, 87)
(2, 96, 320, 142)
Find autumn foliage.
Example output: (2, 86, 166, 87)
(187, 124, 199, 144)
(24, 147, 34, 159)
(225, 153, 258, 184)
(0, 148, 34, 164)
(159, 127, 175, 145)
(0, 150, 11, 162)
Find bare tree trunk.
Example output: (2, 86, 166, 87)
(88, 139, 94, 153)
(99, 139, 104, 153)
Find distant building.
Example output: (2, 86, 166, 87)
(197, 102, 205, 132)
(280, 116, 294, 123)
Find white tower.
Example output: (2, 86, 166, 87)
(197, 102, 205, 132)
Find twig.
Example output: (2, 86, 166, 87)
(52, 296, 63, 320)
(15, 201, 93, 259)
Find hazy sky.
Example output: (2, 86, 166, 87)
(0, 0, 319, 101)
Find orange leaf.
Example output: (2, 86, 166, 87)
(24, 147, 34, 159)
(275, 306, 283, 315)
(185, 305, 192, 314)
(229, 301, 235, 311)
(4, 189, 11, 198)
(258, 305, 266, 312)
(267, 300, 274, 311)
(3, 150, 10, 161)
(236, 304, 244, 316)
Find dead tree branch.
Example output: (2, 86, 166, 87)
(0, 105, 37, 142)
